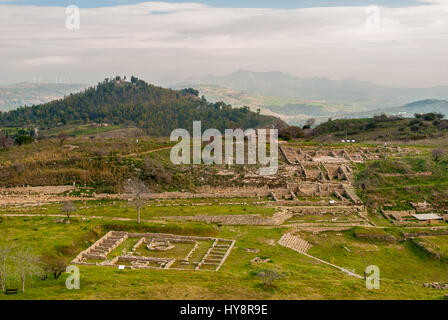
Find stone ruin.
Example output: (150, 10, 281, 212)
(276, 146, 367, 205)
(146, 239, 175, 251)
(72, 231, 236, 272)
(279, 145, 408, 165)
(72, 231, 128, 261)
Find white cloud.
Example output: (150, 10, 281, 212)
(0, 1, 447, 86)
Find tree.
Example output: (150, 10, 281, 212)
(58, 132, 68, 146)
(40, 253, 68, 279)
(15, 247, 39, 293)
(124, 179, 149, 223)
(0, 245, 13, 293)
(279, 126, 304, 140)
(61, 201, 77, 222)
(305, 118, 316, 127)
(432, 148, 444, 161)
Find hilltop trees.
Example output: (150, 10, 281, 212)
(303, 118, 316, 130)
(415, 112, 444, 121)
(0, 77, 274, 136)
(278, 126, 304, 140)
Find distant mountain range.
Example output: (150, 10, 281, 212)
(0, 82, 88, 111)
(162, 69, 448, 107)
(348, 99, 448, 119)
(1, 70, 447, 127)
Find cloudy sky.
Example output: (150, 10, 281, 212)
(0, 0, 447, 87)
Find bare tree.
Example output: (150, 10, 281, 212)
(58, 132, 68, 146)
(305, 118, 316, 128)
(124, 179, 149, 223)
(15, 247, 39, 293)
(0, 245, 13, 293)
(432, 148, 444, 161)
(0, 136, 13, 150)
(61, 201, 77, 222)
(258, 269, 281, 288)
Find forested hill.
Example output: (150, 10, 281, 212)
(0, 77, 279, 136)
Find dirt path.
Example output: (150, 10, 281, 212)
(124, 146, 172, 158)
(0, 213, 163, 224)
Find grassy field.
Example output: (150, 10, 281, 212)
(0, 214, 447, 300)
(0, 200, 277, 219)
(305, 228, 448, 283)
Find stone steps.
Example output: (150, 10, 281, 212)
(278, 233, 363, 279)
(81, 231, 128, 261)
(278, 234, 312, 253)
(343, 186, 362, 204)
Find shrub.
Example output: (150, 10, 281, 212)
(142, 157, 172, 184)
(14, 135, 33, 145)
(257, 269, 282, 288)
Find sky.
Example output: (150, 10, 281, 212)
(0, 0, 427, 9)
(0, 0, 447, 87)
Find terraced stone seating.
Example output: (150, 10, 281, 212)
(278, 234, 312, 253)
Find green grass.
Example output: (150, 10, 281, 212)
(306, 228, 448, 283)
(0, 216, 447, 299)
(355, 153, 448, 210)
(0, 200, 277, 220)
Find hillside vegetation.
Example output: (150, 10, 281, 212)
(0, 77, 279, 136)
(312, 113, 448, 142)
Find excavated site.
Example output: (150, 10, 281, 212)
(72, 231, 235, 271)
(1, 145, 426, 278)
